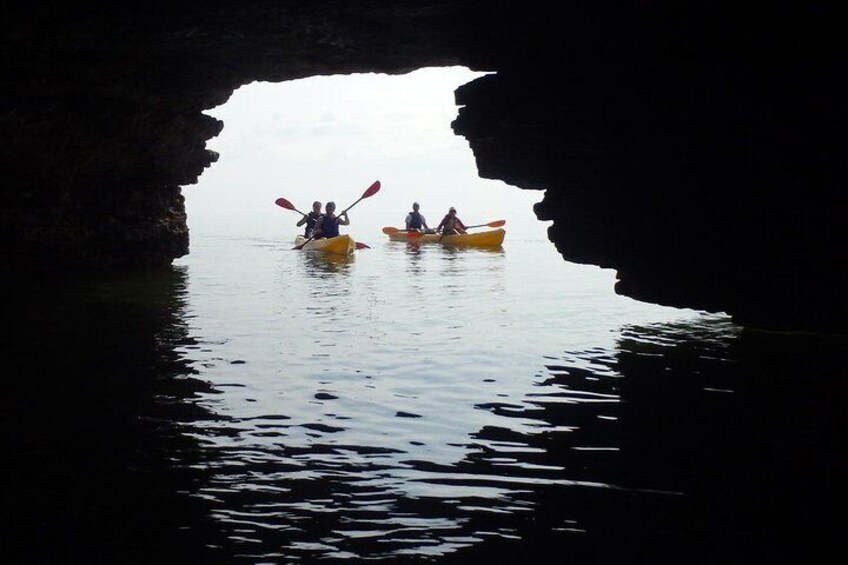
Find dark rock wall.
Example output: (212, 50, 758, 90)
(452, 4, 846, 331)
(2, 2, 844, 330)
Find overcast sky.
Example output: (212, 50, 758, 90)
(183, 66, 549, 242)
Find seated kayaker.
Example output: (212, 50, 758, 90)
(296, 200, 322, 238)
(313, 201, 349, 239)
(436, 206, 467, 235)
(405, 202, 431, 232)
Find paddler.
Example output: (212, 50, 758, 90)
(296, 200, 322, 238)
(313, 201, 350, 240)
(405, 202, 431, 233)
(436, 206, 467, 235)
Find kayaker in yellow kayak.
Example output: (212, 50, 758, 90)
(436, 207, 467, 235)
(405, 202, 432, 233)
(296, 201, 322, 238)
(313, 201, 350, 239)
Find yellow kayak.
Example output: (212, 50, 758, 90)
(294, 234, 356, 255)
(385, 228, 505, 247)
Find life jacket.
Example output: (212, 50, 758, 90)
(319, 214, 340, 238)
(304, 211, 321, 236)
(408, 210, 423, 229)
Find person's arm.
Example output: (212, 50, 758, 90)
(456, 218, 467, 234)
(296, 215, 307, 226)
(339, 212, 350, 226)
(436, 217, 445, 232)
(421, 215, 429, 230)
(405, 213, 412, 230)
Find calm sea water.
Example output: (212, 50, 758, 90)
(4, 233, 845, 564)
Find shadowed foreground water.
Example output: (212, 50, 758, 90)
(3, 239, 845, 564)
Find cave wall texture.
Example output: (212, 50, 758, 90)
(3, 1, 845, 331)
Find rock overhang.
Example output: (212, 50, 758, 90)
(3, 2, 844, 331)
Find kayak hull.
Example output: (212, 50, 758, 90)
(386, 228, 505, 247)
(294, 234, 356, 255)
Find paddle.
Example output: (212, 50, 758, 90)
(437, 219, 504, 241)
(275, 197, 306, 216)
(277, 196, 326, 244)
(381, 226, 422, 240)
(293, 180, 381, 250)
(355, 242, 371, 250)
(465, 219, 506, 229)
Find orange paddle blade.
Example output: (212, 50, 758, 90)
(465, 219, 506, 229)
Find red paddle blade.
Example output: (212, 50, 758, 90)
(275, 197, 296, 210)
(355, 242, 371, 250)
(362, 180, 381, 198)
(382, 227, 399, 235)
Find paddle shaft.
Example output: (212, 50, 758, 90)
(465, 220, 506, 229)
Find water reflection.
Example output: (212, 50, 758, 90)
(300, 251, 356, 276)
(382, 241, 507, 306)
(396, 241, 505, 257)
(5, 261, 844, 564)
(442, 316, 846, 564)
(183, 314, 844, 563)
(387, 238, 504, 252)
(404, 245, 426, 276)
(2, 268, 226, 564)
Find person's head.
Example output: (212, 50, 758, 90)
(448, 206, 456, 216)
(312, 201, 322, 213)
(325, 201, 336, 214)
(412, 202, 420, 211)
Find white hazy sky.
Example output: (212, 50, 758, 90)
(183, 66, 550, 242)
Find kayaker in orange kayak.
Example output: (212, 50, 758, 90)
(313, 201, 350, 239)
(405, 202, 432, 232)
(436, 207, 467, 235)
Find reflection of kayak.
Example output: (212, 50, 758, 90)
(303, 251, 355, 271)
(294, 234, 356, 255)
(385, 228, 505, 247)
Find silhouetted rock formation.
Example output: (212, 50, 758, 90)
(3, 2, 844, 330)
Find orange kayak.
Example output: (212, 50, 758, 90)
(294, 234, 356, 255)
(385, 228, 505, 247)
